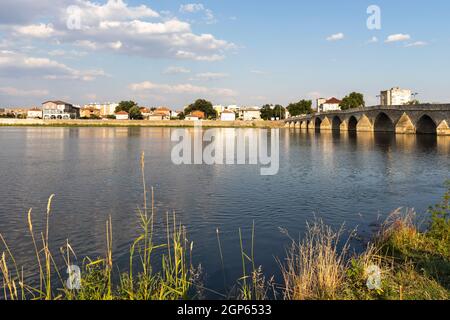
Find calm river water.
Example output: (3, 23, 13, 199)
(0, 127, 448, 296)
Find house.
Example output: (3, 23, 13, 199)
(115, 111, 129, 120)
(84, 103, 118, 117)
(139, 107, 152, 120)
(185, 114, 199, 121)
(185, 110, 206, 121)
(154, 107, 171, 119)
(42, 101, 80, 119)
(220, 109, 236, 121)
(318, 97, 342, 112)
(80, 106, 101, 118)
(148, 114, 164, 121)
(190, 110, 206, 120)
(380, 87, 412, 106)
(27, 108, 42, 119)
(239, 107, 261, 121)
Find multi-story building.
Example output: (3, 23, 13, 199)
(42, 101, 80, 119)
(239, 107, 261, 121)
(84, 102, 118, 117)
(27, 108, 43, 119)
(316, 98, 327, 111)
(380, 87, 412, 106)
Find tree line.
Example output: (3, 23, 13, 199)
(113, 92, 366, 121)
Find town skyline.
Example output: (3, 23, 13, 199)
(1, 1, 450, 107)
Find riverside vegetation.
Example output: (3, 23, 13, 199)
(0, 154, 449, 300)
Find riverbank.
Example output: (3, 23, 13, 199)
(0, 118, 284, 129)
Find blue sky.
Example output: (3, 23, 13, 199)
(0, 0, 449, 108)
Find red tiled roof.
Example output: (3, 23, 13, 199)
(325, 97, 342, 104)
(115, 111, 128, 115)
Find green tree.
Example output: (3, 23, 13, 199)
(273, 104, 286, 120)
(116, 101, 138, 113)
(129, 106, 144, 120)
(184, 99, 217, 119)
(340, 92, 365, 110)
(260, 104, 274, 120)
(407, 99, 420, 105)
(287, 100, 313, 117)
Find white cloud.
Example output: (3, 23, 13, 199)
(385, 34, 411, 43)
(250, 70, 267, 75)
(69, 0, 159, 26)
(0, 86, 49, 97)
(179, 3, 216, 24)
(326, 33, 344, 41)
(129, 81, 236, 97)
(405, 41, 428, 47)
(180, 3, 205, 13)
(0, 50, 105, 81)
(14, 23, 57, 38)
(0, 1, 233, 62)
(175, 50, 225, 61)
(163, 66, 191, 74)
(191, 72, 229, 81)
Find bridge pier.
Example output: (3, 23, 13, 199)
(320, 117, 332, 130)
(294, 122, 301, 129)
(395, 113, 416, 135)
(437, 120, 450, 136)
(356, 115, 374, 132)
(300, 121, 307, 130)
(340, 120, 348, 131)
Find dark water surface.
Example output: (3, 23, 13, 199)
(0, 127, 448, 295)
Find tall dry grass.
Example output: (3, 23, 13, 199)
(279, 220, 350, 300)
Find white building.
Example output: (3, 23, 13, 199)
(239, 107, 261, 121)
(27, 108, 42, 119)
(115, 111, 129, 120)
(317, 97, 342, 112)
(380, 87, 412, 106)
(227, 105, 240, 113)
(185, 115, 199, 121)
(42, 101, 80, 119)
(220, 110, 236, 121)
(171, 110, 181, 118)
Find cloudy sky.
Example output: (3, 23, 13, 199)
(0, 0, 449, 108)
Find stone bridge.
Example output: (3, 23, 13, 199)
(285, 104, 450, 136)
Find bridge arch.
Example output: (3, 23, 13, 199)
(348, 116, 358, 131)
(416, 115, 437, 135)
(332, 116, 342, 131)
(374, 112, 395, 132)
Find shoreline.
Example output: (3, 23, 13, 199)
(0, 119, 285, 129)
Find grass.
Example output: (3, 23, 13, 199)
(0, 160, 449, 300)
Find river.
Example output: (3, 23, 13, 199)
(0, 127, 448, 296)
